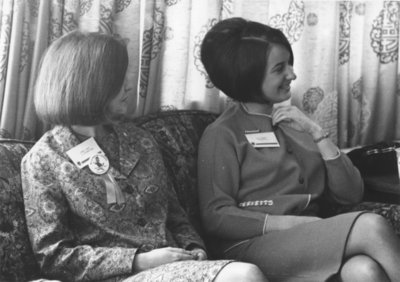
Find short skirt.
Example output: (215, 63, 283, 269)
(123, 260, 233, 282)
(222, 211, 365, 282)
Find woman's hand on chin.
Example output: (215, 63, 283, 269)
(272, 105, 322, 137)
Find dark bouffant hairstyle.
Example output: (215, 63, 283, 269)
(201, 17, 293, 102)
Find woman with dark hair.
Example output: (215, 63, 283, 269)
(198, 17, 400, 282)
(22, 30, 268, 282)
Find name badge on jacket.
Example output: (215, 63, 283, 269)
(66, 137, 106, 169)
(66, 137, 125, 205)
(245, 131, 280, 148)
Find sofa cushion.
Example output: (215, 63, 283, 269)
(0, 140, 40, 281)
(133, 110, 218, 236)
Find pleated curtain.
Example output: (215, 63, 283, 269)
(0, 0, 399, 147)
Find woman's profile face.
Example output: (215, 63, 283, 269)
(107, 76, 132, 121)
(260, 44, 296, 104)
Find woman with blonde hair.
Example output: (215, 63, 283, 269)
(22, 30, 268, 282)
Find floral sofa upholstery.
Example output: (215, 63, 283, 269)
(1, 109, 400, 281)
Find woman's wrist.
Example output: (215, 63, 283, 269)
(309, 125, 329, 143)
(313, 131, 330, 143)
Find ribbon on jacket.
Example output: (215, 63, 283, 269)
(103, 172, 125, 205)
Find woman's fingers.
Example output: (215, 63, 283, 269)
(272, 112, 291, 125)
(167, 247, 193, 255)
(272, 106, 317, 133)
(189, 248, 208, 260)
(164, 247, 197, 260)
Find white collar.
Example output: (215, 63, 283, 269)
(240, 103, 272, 119)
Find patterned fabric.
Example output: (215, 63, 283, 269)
(123, 260, 231, 282)
(133, 110, 218, 237)
(2, 0, 400, 150)
(21, 124, 206, 281)
(1, 110, 400, 281)
(0, 140, 39, 281)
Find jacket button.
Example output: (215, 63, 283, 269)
(125, 184, 134, 194)
(287, 147, 293, 154)
(137, 218, 147, 226)
(298, 176, 304, 184)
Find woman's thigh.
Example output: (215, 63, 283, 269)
(223, 212, 363, 282)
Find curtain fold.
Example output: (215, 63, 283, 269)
(0, 0, 26, 138)
(22, 0, 49, 140)
(337, 1, 400, 146)
(0, 0, 399, 147)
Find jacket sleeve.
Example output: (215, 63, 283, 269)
(21, 148, 137, 281)
(197, 127, 267, 241)
(165, 181, 206, 250)
(324, 153, 364, 205)
(150, 134, 206, 250)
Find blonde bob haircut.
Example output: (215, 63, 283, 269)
(34, 30, 128, 126)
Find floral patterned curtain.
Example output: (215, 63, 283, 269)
(0, 0, 399, 147)
(0, 0, 142, 140)
(337, 1, 400, 146)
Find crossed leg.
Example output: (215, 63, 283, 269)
(340, 213, 400, 282)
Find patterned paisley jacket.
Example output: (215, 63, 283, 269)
(21, 124, 205, 281)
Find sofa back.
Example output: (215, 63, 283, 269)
(0, 110, 217, 281)
(133, 110, 218, 234)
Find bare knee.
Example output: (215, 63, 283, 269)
(355, 213, 391, 235)
(215, 262, 268, 282)
(348, 213, 392, 252)
(340, 255, 389, 282)
(238, 263, 268, 282)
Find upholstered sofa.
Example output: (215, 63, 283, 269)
(1, 109, 400, 281)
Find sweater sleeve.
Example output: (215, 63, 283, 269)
(197, 127, 267, 241)
(324, 153, 364, 205)
(21, 148, 137, 281)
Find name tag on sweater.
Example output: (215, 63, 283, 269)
(245, 132, 280, 148)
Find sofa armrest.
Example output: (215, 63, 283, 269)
(0, 139, 40, 281)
